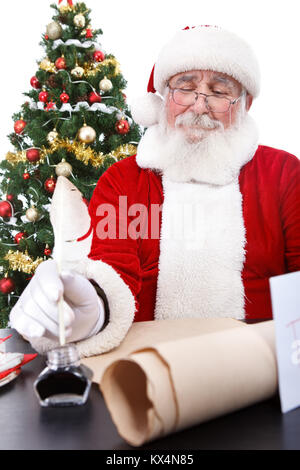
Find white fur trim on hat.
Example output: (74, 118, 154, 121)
(155, 26, 260, 98)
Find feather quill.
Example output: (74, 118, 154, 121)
(50, 176, 93, 346)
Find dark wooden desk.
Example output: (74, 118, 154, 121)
(1, 328, 299, 451)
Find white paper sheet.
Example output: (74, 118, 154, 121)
(270, 271, 300, 413)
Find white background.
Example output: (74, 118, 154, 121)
(0, 0, 299, 158)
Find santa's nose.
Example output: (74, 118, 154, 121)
(189, 94, 209, 114)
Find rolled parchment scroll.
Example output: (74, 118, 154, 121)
(81, 318, 277, 447)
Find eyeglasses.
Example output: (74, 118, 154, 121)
(168, 86, 242, 113)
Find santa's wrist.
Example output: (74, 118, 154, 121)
(88, 279, 110, 333)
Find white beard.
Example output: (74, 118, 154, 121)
(136, 112, 259, 185)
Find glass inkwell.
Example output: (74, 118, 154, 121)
(34, 344, 93, 407)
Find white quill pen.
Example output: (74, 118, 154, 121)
(49, 176, 93, 346)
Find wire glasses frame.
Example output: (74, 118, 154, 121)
(168, 85, 242, 113)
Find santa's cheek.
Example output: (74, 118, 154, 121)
(166, 103, 188, 127)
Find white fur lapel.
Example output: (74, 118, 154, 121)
(154, 176, 246, 320)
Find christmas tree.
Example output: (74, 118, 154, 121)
(0, 0, 142, 328)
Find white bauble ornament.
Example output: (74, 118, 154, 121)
(46, 22, 63, 40)
(55, 159, 72, 177)
(71, 66, 84, 78)
(74, 14, 86, 28)
(78, 124, 96, 143)
(47, 129, 58, 143)
(26, 207, 39, 222)
(99, 77, 113, 92)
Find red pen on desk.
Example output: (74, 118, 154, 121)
(0, 335, 37, 383)
(0, 334, 13, 344)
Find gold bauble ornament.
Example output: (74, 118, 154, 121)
(46, 21, 63, 40)
(74, 14, 86, 28)
(39, 58, 56, 73)
(71, 65, 84, 78)
(26, 207, 39, 222)
(78, 124, 96, 143)
(55, 159, 73, 177)
(47, 129, 58, 143)
(99, 77, 113, 92)
(59, 5, 74, 14)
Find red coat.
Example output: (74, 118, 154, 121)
(88, 145, 300, 324)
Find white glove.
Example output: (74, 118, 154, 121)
(9, 259, 105, 343)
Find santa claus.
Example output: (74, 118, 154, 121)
(10, 26, 300, 358)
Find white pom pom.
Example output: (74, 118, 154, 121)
(130, 93, 163, 127)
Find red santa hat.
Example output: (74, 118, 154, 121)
(131, 25, 260, 127)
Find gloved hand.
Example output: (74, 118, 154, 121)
(9, 259, 105, 343)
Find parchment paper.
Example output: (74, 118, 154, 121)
(81, 318, 277, 447)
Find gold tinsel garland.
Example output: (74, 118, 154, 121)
(4, 250, 44, 275)
(84, 57, 121, 77)
(5, 142, 137, 168)
(45, 139, 137, 167)
(39, 57, 121, 77)
(5, 150, 46, 166)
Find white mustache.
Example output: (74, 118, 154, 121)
(175, 112, 223, 130)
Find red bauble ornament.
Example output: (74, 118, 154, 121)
(14, 119, 27, 134)
(6, 194, 14, 202)
(44, 177, 56, 193)
(30, 76, 41, 89)
(23, 172, 30, 180)
(44, 246, 52, 256)
(93, 50, 105, 62)
(60, 93, 70, 103)
(115, 119, 130, 135)
(88, 91, 102, 104)
(0, 201, 12, 218)
(39, 91, 49, 103)
(0, 277, 15, 294)
(86, 28, 93, 38)
(26, 149, 40, 163)
(14, 232, 27, 244)
(45, 34, 49, 40)
(55, 56, 67, 70)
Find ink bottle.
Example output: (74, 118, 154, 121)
(34, 344, 93, 407)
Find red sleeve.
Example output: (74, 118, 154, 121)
(88, 163, 142, 315)
(280, 154, 300, 272)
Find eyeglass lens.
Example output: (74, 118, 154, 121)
(173, 89, 231, 112)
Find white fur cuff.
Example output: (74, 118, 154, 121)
(29, 258, 136, 358)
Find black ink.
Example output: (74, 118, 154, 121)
(34, 345, 93, 407)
